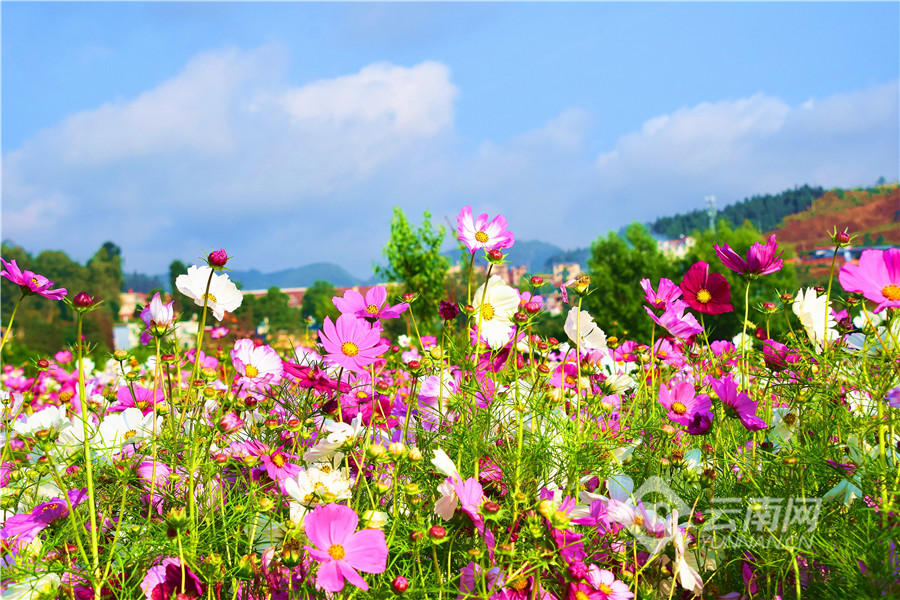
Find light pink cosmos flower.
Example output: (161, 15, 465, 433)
(457, 206, 515, 254)
(1, 258, 67, 300)
(332, 286, 408, 320)
(210, 326, 229, 339)
(319, 315, 389, 373)
(231, 339, 283, 386)
(838, 248, 900, 313)
(714, 234, 784, 278)
(139, 292, 175, 345)
(304, 503, 388, 592)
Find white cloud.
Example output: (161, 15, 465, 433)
(1, 41, 896, 277)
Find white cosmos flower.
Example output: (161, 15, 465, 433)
(471, 275, 521, 350)
(564, 307, 607, 351)
(430, 448, 459, 478)
(57, 408, 159, 461)
(792, 288, 837, 349)
(434, 478, 459, 520)
(12, 405, 70, 438)
(1, 572, 61, 600)
(175, 265, 243, 321)
(823, 479, 863, 507)
(283, 466, 352, 508)
(303, 415, 364, 463)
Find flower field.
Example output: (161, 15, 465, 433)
(1, 208, 899, 600)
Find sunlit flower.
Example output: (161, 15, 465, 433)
(658, 381, 710, 427)
(231, 339, 284, 386)
(140, 557, 203, 600)
(457, 206, 515, 254)
(838, 248, 900, 313)
(792, 288, 837, 347)
(471, 275, 520, 350)
(706, 375, 767, 431)
(283, 466, 352, 508)
(319, 314, 388, 373)
(679, 261, 733, 315)
(640, 278, 682, 311)
(564, 307, 608, 351)
(714, 234, 784, 278)
(333, 286, 408, 320)
(646, 299, 704, 341)
(0, 258, 67, 300)
(175, 265, 243, 321)
(304, 503, 388, 592)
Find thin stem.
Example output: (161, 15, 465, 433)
(0, 292, 26, 354)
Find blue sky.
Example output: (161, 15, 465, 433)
(3, 2, 898, 278)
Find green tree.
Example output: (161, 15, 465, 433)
(301, 280, 340, 325)
(582, 223, 681, 342)
(168, 260, 199, 320)
(255, 286, 300, 331)
(375, 208, 449, 334)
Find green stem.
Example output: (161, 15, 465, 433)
(741, 278, 751, 385)
(0, 292, 26, 354)
(76, 311, 101, 595)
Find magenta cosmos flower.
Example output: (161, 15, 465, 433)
(838, 248, 900, 313)
(707, 375, 767, 431)
(457, 206, 515, 254)
(332, 286, 408, 320)
(640, 278, 682, 311)
(319, 315, 389, 373)
(304, 503, 388, 592)
(1, 258, 67, 300)
(714, 234, 784, 278)
(658, 381, 711, 427)
(680, 261, 733, 315)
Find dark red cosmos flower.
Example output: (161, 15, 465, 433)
(679, 261, 733, 315)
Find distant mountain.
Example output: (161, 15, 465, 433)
(228, 262, 366, 290)
(443, 239, 590, 274)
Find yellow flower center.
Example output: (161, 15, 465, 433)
(509, 578, 528, 591)
(696, 289, 712, 304)
(245, 364, 259, 378)
(123, 430, 137, 441)
(328, 544, 346, 560)
(356, 391, 368, 399)
(202, 292, 218, 303)
(575, 592, 590, 600)
(598, 583, 613, 594)
(565, 375, 577, 386)
(59, 391, 74, 402)
(882, 284, 900, 301)
(341, 342, 359, 357)
(31, 277, 40, 287)
(475, 231, 489, 243)
(481, 303, 495, 321)
(271, 453, 286, 468)
(634, 515, 644, 527)
(672, 401, 687, 415)
(365, 304, 379, 314)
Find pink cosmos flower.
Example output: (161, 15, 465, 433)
(332, 286, 408, 320)
(838, 248, 900, 313)
(457, 206, 515, 254)
(714, 234, 784, 278)
(231, 339, 283, 386)
(210, 326, 229, 339)
(707, 375, 767, 431)
(680, 261, 733, 315)
(304, 503, 388, 592)
(640, 278, 682, 311)
(658, 381, 711, 427)
(1, 258, 67, 300)
(645, 299, 704, 341)
(140, 557, 204, 600)
(139, 292, 175, 345)
(574, 566, 634, 600)
(319, 315, 389, 373)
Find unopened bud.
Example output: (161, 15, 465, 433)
(208, 248, 229, 268)
(73, 292, 94, 308)
(530, 275, 544, 286)
(487, 249, 504, 263)
(392, 576, 410, 593)
(428, 525, 446, 540)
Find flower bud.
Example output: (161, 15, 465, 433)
(487, 249, 504, 263)
(392, 576, 410, 594)
(208, 249, 229, 268)
(780, 293, 794, 303)
(36, 358, 51, 370)
(235, 554, 257, 580)
(483, 501, 501, 514)
(428, 525, 446, 540)
(388, 442, 406, 458)
(73, 292, 94, 308)
(166, 507, 189, 530)
(407, 447, 422, 461)
(513, 311, 529, 324)
(536, 500, 555, 520)
(530, 275, 544, 287)
(402, 292, 416, 302)
(367, 445, 386, 459)
(762, 302, 777, 312)
(281, 538, 304, 568)
(524, 302, 540, 314)
(439, 301, 459, 320)
(835, 230, 851, 246)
